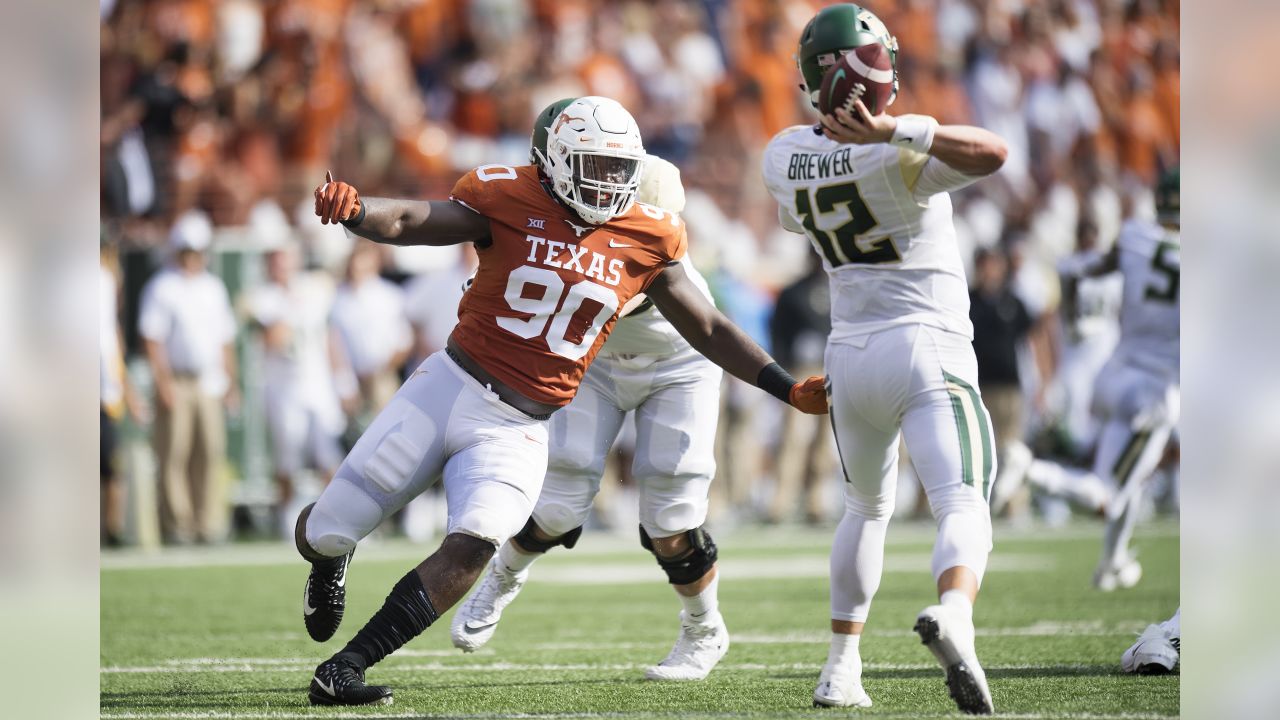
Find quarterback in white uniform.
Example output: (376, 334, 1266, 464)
(763, 5, 1008, 713)
(451, 100, 729, 681)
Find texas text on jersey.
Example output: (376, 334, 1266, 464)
(449, 164, 687, 406)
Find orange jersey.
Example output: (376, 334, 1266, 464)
(449, 164, 687, 406)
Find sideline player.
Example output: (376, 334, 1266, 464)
(299, 96, 827, 706)
(763, 5, 1008, 713)
(1026, 168, 1180, 590)
(451, 99, 727, 681)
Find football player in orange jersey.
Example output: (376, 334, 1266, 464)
(451, 100, 732, 682)
(299, 96, 827, 706)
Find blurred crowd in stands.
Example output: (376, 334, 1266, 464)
(99, 0, 1179, 546)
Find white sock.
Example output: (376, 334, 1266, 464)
(678, 572, 720, 624)
(497, 540, 540, 574)
(1162, 607, 1180, 638)
(826, 632, 862, 676)
(940, 589, 974, 620)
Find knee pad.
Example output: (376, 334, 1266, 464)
(305, 478, 384, 558)
(929, 494, 993, 584)
(650, 500, 707, 538)
(639, 525, 718, 585)
(511, 516, 583, 553)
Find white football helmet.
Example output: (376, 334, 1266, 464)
(544, 96, 646, 225)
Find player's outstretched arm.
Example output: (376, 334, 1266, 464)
(821, 100, 1007, 176)
(314, 172, 490, 246)
(647, 263, 827, 414)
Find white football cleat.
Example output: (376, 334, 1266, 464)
(1093, 556, 1143, 592)
(1121, 623, 1179, 674)
(644, 611, 729, 681)
(914, 605, 994, 715)
(812, 664, 873, 708)
(450, 556, 527, 652)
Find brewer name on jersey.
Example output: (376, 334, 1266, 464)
(787, 146, 855, 181)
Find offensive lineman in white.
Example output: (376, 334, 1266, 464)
(452, 99, 728, 681)
(762, 5, 1008, 713)
(1028, 168, 1180, 591)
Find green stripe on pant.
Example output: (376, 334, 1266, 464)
(944, 372, 995, 500)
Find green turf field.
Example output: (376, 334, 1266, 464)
(101, 521, 1179, 719)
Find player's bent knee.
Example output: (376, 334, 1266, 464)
(927, 483, 991, 520)
(930, 496, 993, 583)
(531, 500, 590, 539)
(651, 500, 707, 538)
(843, 488, 894, 521)
(294, 503, 327, 562)
(305, 479, 385, 558)
(640, 525, 718, 585)
(441, 531, 499, 572)
(512, 515, 583, 553)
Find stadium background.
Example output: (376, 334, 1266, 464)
(98, 0, 1179, 547)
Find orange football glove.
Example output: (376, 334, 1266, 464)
(789, 375, 828, 415)
(314, 170, 363, 225)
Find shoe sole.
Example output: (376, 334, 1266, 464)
(813, 697, 872, 709)
(308, 690, 393, 706)
(304, 554, 351, 643)
(914, 616, 994, 715)
(305, 607, 344, 643)
(645, 671, 710, 681)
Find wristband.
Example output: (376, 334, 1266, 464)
(890, 114, 938, 154)
(340, 201, 367, 228)
(756, 362, 798, 404)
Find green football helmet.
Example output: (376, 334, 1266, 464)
(1156, 166, 1179, 226)
(530, 97, 579, 170)
(796, 3, 898, 109)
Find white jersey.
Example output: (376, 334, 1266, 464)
(599, 257, 715, 357)
(247, 273, 342, 415)
(1113, 219, 1179, 378)
(1059, 250, 1123, 344)
(763, 122, 984, 343)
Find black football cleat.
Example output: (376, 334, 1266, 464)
(914, 606, 995, 715)
(303, 549, 352, 642)
(308, 654, 392, 706)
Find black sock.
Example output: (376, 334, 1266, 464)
(339, 571, 438, 670)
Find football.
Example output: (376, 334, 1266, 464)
(817, 43, 895, 119)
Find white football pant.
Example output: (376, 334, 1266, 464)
(825, 325, 994, 623)
(265, 384, 344, 477)
(305, 351, 549, 557)
(1091, 358, 1179, 568)
(532, 347, 722, 540)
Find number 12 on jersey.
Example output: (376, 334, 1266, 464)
(793, 182, 901, 267)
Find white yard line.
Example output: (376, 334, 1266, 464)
(103, 659, 1117, 675)
(99, 707, 1177, 712)
(101, 550, 1056, 577)
(102, 620, 1147, 675)
(101, 521, 1176, 571)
